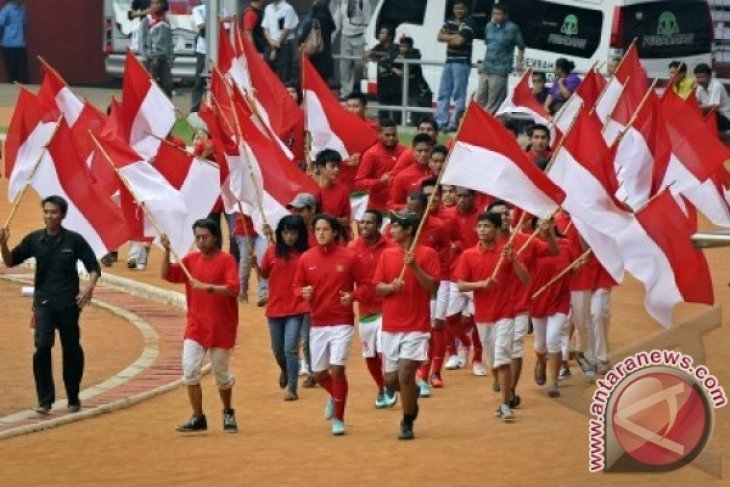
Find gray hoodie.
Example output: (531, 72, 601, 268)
(141, 15, 174, 62)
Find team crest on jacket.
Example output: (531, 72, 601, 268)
(336, 264, 345, 272)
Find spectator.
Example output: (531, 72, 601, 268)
(366, 26, 400, 123)
(531, 71, 549, 105)
(242, 0, 268, 54)
(694, 63, 730, 132)
(190, 2, 207, 112)
(393, 36, 433, 125)
(140, 0, 174, 98)
(435, 0, 474, 131)
(477, 3, 525, 114)
(543, 58, 580, 115)
(127, 0, 151, 54)
(298, 0, 337, 84)
(0, 0, 27, 84)
(669, 61, 696, 100)
(262, 0, 299, 83)
(333, 0, 373, 99)
(606, 56, 620, 79)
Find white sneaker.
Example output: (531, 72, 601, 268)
(444, 355, 460, 370)
(458, 349, 469, 369)
(472, 362, 488, 376)
(299, 358, 309, 376)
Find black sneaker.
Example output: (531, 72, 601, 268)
(176, 414, 207, 432)
(223, 410, 238, 433)
(34, 404, 51, 415)
(509, 393, 521, 409)
(68, 400, 81, 413)
(398, 420, 415, 440)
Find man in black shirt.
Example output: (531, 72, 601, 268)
(0, 195, 100, 415)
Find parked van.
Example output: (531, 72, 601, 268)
(364, 0, 713, 98)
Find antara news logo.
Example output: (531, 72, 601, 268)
(588, 349, 727, 473)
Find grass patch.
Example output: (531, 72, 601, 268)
(171, 118, 195, 144)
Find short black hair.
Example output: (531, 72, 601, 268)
(379, 118, 397, 130)
(555, 57, 576, 74)
(486, 199, 509, 212)
(669, 61, 687, 73)
(412, 132, 434, 147)
(42, 195, 68, 217)
(399, 36, 414, 48)
(346, 91, 368, 106)
(529, 123, 551, 140)
(431, 144, 449, 158)
(312, 213, 344, 242)
(531, 71, 547, 82)
(420, 176, 438, 191)
(363, 208, 384, 227)
(417, 116, 439, 134)
(407, 190, 429, 209)
(192, 218, 222, 249)
(694, 63, 712, 75)
(492, 3, 508, 14)
(477, 211, 503, 228)
(314, 148, 342, 167)
(454, 0, 469, 8)
(275, 215, 308, 258)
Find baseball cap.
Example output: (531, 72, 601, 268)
(287, 193, 317, 210)
(390, 210, 421, 229)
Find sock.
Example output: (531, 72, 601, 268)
(316, 372, 333, 394)
(470, 321, 483, 362)
(403, 413, 415, 427)
(457, 318, 472, 349)
(431, 328, 445, 374)
(418, 362, 430, 381)
(332, 374, 349, 421)
(365, 356, 384, 392)
(445, 315, 461, 355)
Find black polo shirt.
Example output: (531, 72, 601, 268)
(10, 227, 101, 308)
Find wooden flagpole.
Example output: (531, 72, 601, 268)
(610, 78, 660, 148)
(145, 132, 220, 168)
(532, 248, 592, 299)
(589, 38, 637, 116)
(488, 212, 527, 280)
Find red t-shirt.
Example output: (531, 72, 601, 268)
(526, 149, 552, 166)
(233, 214, 257, 237)
(336, 161, 359, 193)
(318, 182, 352, 221)
(373, 244, 440, 333)
(293, 244, 370, 326)
(387, 163, 432, 210)
(503, 231, 541, 315)
(417, 214, 452, 280)
(391, 148, 416, 177)
(354, 142, 405, 210)
(259, 247, 309, 318)
(449, 205, 480, 276)
(347, 235, 394, 316)
(166, 251, 240, 349)
(530, 238, 574, 318)
(454, 242, 520, 323)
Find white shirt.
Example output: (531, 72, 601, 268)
(332, 0, 372, 38)
(192, 5, 206, 54)
(697, 77, 730, 118)
(262, 1, 299, 42)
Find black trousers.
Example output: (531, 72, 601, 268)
(33, 302, 83, 407)
(191, 52, 206, 112)
(146, 56, 174, 98)
(2, 47, 29, 84)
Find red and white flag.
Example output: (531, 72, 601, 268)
(37, 61, 84, 126)
(153, 142, 222, 253)
(5, 88, 59, 201)
(94, 131, 189, 257)
(548, 110, 629, 282)
(615, 190, 713, 327)
(116, 51, 175, 160)
(496, 68, 552, 126)
(554, 67, 605, 134)
(594, 43, 648, 129)
(442, 101, 565, 218)
(301, 55, 377, 160)
(32, 121, 129, 257)
(218, 22, 251, 91)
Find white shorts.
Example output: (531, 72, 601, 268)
(512, 313, 529, 359)
(181, 339, 235, 389)
(310, 325, 355, 372)
(430, 281, 450, 322)
(477, 319, 514, 369)
(359, 314, 382, 358)
(447, 281, 473, 317)
(381, 331, 430, 373)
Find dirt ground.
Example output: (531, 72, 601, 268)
(0, 104, 729, 485)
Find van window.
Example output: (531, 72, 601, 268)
(621, 1, 712, 58)
(375, 0, 427, 39)
(444, 0, 496, 37)
(509, 0, 603, 59)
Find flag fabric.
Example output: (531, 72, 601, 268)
(615, 190, 713, 327)
(496, 69, 552, 126)
(547, 110, 629, 282)
(595, 44, 648, 128)
(153, 142, 222, 252)
(116, 51, 176, 160)
(37, 62, 84, 126)
(601, 62, 650, 145)
(218, 22, 251, 90)
(301, 55, 377, 160)
(33, 121, 129, 257)
(554, 68, 605, 134)
(442, 101, 565, 218)
(5, 88, 59, 201)
(94, 131, 189, 257)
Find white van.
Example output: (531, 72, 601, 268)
(364, 0, 713, 100)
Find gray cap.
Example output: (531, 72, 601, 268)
(390, 210, 421, 229)
(287, 193, 317, 210)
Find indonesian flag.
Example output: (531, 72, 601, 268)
(37, 61, 84, 126)
(218, 22, 251, 91)
(198, 102, 241, 212)
(496, 68, 552, 126)
(5, 88, 59, 201)
(301, 55, 377, 160)
(117, 51, 175, 160)
(595, 43, 648, 128)
(615, 190, 713, 327)
(32, 121, 129, 257)
(153, 142, 222, 253)
(613, 91, 670, 210)
(548, 110, 629, 282)
(94, 132, 189, 257)
(233, 100, 320, 234)
(554, 68, 605, 134)
(442, 101, 565, 218)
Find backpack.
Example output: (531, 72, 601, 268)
(301, 18, 324, 57)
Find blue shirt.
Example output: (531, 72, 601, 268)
(483, 20, 525, 76)
(0, 2, 26, 48)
